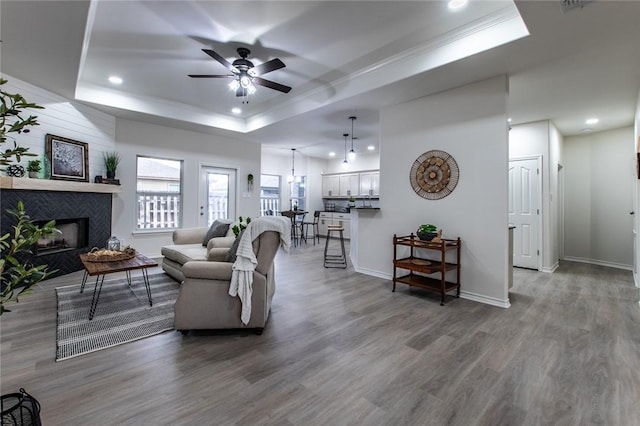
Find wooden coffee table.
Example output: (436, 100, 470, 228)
(79, 252, 158, 320)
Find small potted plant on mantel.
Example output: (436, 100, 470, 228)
(103, 151, 120, 179)
(26, 159, 41, 178)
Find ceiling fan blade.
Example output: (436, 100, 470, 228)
(253, 77, 292, 93)
(236, 87, 247, 97)
(249, 58, 286, 77)
(188, 74, 233, 78)
(202, 49, 238, 73)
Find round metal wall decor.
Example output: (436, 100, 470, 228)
(409, 149, 459, 200)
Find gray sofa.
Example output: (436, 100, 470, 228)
(161, 221, 235, 282)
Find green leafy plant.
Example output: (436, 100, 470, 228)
(103, 151, 121, 173)
(0, 78, 44, 171)
(232, 216, 251, 237)
(1, 201, 58, 315)
(26, 159, 42, 173)
(418, 224, 437, 234)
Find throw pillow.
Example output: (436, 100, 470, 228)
(202, 220, 230, 246)
(224, 229, 245, 263)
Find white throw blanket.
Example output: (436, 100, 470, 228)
(229, 216, 291, 324)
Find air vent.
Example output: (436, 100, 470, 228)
(561, 0, 592, 13)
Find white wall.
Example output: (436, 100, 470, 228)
(508, 120, 563, 272)
(1, 75, 115, 180)
(564, 126, 634, 269)
(113, 119, 261, 257)
(323, 151, 380, 174)
(355, 75, 510, 307)
(261, 148, 325, 214)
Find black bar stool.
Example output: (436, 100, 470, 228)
(324, 225, 347, 268)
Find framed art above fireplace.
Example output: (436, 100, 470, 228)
(45, 134, 89, 182)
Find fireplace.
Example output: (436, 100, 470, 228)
(1, 187, 113, 277)
(35, 217, 89, 255)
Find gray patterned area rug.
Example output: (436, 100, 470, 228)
(56, 273, 180, 361)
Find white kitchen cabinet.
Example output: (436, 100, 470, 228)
(322, 175, 340, 197)
(319, 212, 332, 237)
(318, 212, 350, 239)
(359, 171, 380, 197)
(339, 174, 360, 197)
(332, 212, 351, 238)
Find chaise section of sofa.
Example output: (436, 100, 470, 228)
(161, 221, 235, 282)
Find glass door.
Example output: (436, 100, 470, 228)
(199, 166, 236, 226)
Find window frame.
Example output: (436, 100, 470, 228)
(135, 155, 184, 231)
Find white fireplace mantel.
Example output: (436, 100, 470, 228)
(0, 177, 121, 194)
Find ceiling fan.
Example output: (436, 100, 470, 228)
(189, 47, 292, 98)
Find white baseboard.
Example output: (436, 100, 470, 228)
(354, 267, 392, 280)
(355, 268, 511, 308)
(540, 262, 559, 273)
(562, 256, 633, 271)
(460, 290, 510, 308)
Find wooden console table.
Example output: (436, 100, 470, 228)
(392, 234, 461, 305)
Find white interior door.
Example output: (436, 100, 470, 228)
(198, 166, 236, 227)
(509, 158, 541, 269)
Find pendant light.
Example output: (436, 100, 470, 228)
(287, 148, 296, 183)
(348, 116, 357, 160)
(342, 133, 349, 168)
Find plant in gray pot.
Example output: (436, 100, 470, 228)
(103, 151, 120, 179)
(26, 159, 41, 178)
(417, 224, 438, 241)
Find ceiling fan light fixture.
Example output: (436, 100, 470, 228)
(229, 79, 240, 90)
(240, 75, 252, 88)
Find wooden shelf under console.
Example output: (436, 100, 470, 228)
(392, 234, 461, 305)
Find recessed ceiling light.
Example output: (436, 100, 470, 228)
(329, 152, 336, 157)
(367, 145, 375, 151)
(108, 76, 123, 85)
(585, 118, 599, 125)
(448, 0, 468, 11)
(231, 107, 241, 114)
(507, 117, 512, 123)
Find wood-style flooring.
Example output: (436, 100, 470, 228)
(1, 241, 640, 425)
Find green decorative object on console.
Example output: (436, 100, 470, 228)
(417, 224, 438, 241)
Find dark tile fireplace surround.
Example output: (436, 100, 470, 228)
(1, 188, 113, 278)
